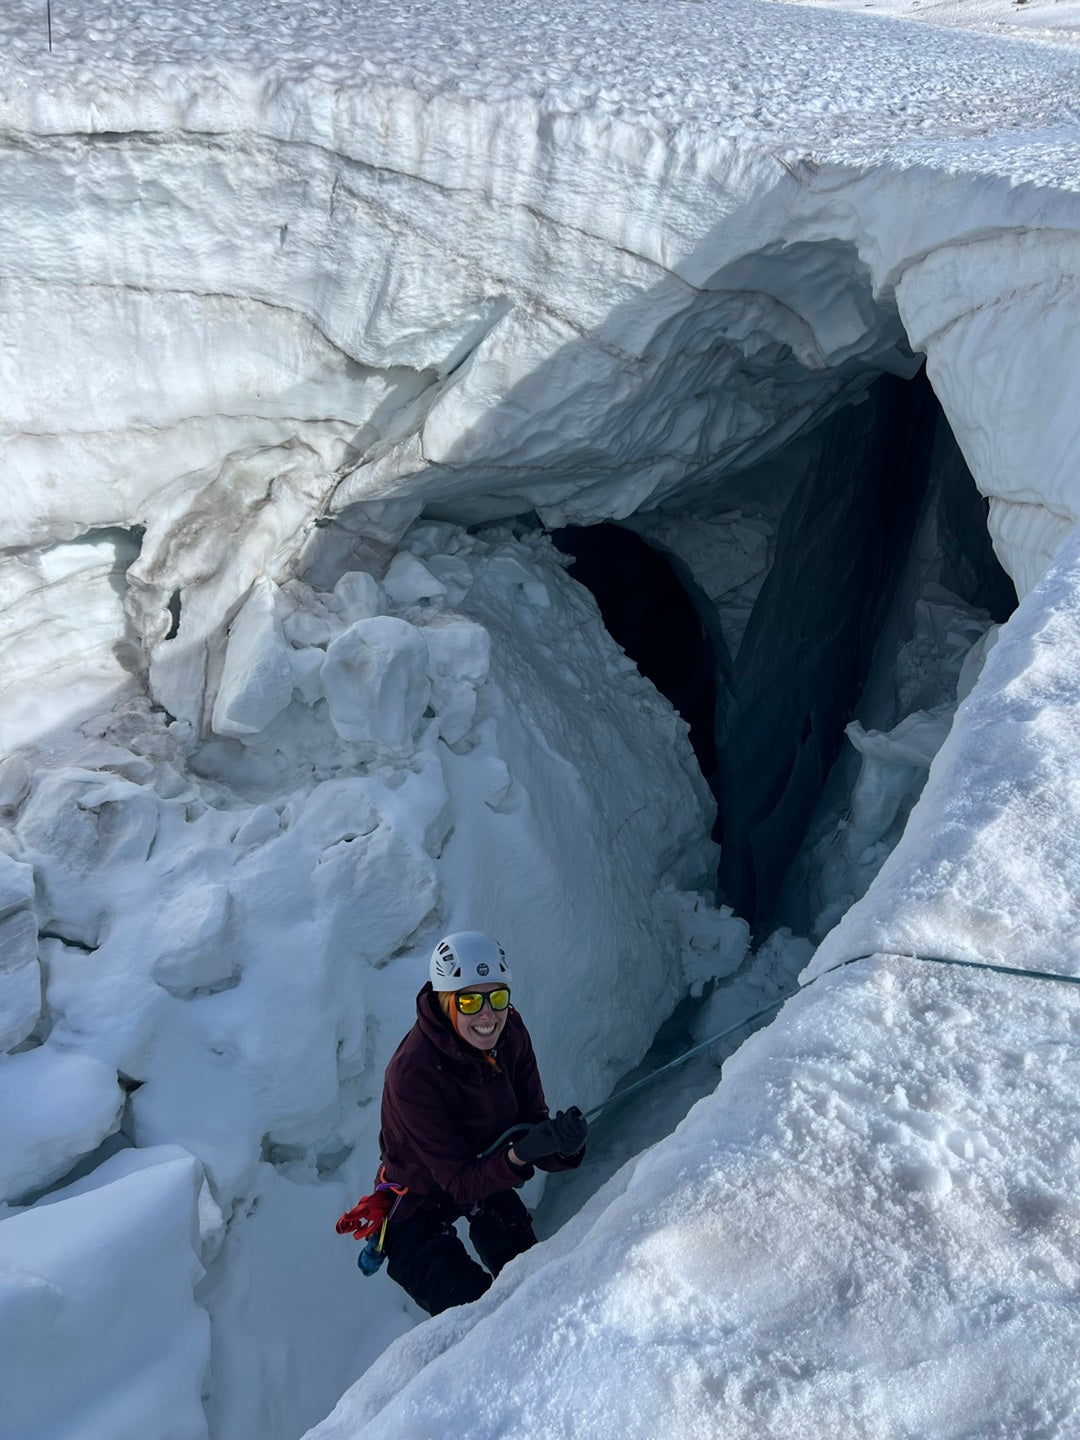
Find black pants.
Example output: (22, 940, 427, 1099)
(384, 1190, 537, 1316)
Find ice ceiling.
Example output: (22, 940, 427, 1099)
(4, 1, 1080, 1438)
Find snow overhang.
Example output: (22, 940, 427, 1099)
(3, 0, 1080, 735)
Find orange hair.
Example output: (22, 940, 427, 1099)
(437, 990, 460, 1034)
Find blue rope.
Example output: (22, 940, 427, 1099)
(581, 948, 1080, 1126)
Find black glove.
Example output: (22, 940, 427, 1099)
(513, 1108, 588, 1163)
(552, 1106, 588, 1155)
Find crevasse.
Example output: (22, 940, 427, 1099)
(3, 3, 1080, 1438)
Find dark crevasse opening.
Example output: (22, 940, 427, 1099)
(548, 523, 719, 789)
(551, 367, 1017, 935)
(714, 372, 928, 924)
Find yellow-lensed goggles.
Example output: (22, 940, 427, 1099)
(454, 987, 511, 1015)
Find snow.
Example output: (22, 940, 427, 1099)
(776, 0, 1080, 46)
(813, 525, 1080, 978)
(308, 949, 1080, 1440)
(211, 579, 296, 740)
(792, 585, 1000, 940)
(0, 1148, 212, 1440)
(0, 524, 733, 1438)
(2, 0, 1080, 1436)
(308, 526, 1080, 1440)
(320, 617, 432, 751)
(0, 854, 38, 1052)
(0, 1048, 123, 1204)
(0, 530, 141, 753)
(305, 538, 1080, 1440)
(2, 0, 1080, 746)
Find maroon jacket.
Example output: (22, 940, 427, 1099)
(379, 984, 584, 1223)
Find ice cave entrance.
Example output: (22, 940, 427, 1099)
(548, 368, 1017, 938)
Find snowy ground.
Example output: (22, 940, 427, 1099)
(3, 0, 1080, 1437)
(778, 0, 1080, 46)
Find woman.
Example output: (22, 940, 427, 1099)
(378, 931, 589, 1315)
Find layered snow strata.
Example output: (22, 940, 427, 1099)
(0, 853, 38, 1052)
(3, 1, 1079, 742)
(0, 526, 739, 1440)
(897, 230, 1080, 600)
(304, 525, 1080, 1440)
(0, 530, 141, 753)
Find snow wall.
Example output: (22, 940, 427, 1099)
(2, 1, 1080, 1436)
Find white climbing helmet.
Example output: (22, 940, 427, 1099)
(429, 931, 512, 992)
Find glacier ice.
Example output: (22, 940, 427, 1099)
(212, 579, 296, 740)
(2, 0, 1080, 1437)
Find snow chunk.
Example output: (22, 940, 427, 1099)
(150, 883, 236, 998)
(321, 616, 431, 752)
(0, 1048, 124, 1203)
(290, 645, 327, 705)
(424, 617, 492, 745)
(0, 531, 140, 753)
(0, 1150, 210, 1440)
(16, 769, 159, 949)
(333, 571, 382, 621)
(212, 578, 294, 739)
(669, 889, 750, 997)
(383, 553, 448, 608)
(283, 610, 333, 649)
(0, 851, 34, 915)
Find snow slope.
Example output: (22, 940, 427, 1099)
(776, 0, 1080, 47)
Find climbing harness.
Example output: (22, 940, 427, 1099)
(335, 1167, 409, 1276)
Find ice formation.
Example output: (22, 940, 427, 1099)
(0, 521, 729, 1439)
(2, 0, 1080, 1436)
(311, 524, 1080, 1440)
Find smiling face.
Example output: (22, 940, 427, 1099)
(453, 983, 510, 1052)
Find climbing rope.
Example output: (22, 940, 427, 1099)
(345, 946, 1080, 1262)
(578, 947, 1080, 1127)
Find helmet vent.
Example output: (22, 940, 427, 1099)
(429, 932, 513, 991)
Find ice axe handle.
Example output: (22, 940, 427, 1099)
(477, 1123, 534, 1161)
